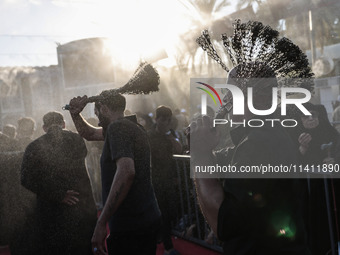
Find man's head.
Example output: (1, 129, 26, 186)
(94, 93, 126, 135)
(224, 62, 278, 121)
(42, 111, 65, 132)
(155, 105, 172, 134)
(17, 117, 35, 138)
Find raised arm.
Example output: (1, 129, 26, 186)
(69, 96, 104, 141)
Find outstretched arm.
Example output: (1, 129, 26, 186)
(69, 96, 104, 141)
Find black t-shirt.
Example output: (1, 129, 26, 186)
(21, 126, 97, 250)
(101, 117, 161, 234)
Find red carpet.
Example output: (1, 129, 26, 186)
(1, 237, 222, 255)
(1, 211, 222, 254)
(157, 237, 222, 255)
(0, 246, 9, 255)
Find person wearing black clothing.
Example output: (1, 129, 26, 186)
(191, 62, 310, 255)
(288, 103, 340, 165)
(16, 117, 35, 151)
(21, 111, 97, 255)
(69, 93, 161, 255)
(148, 105, 182, 255)
(287, 103, 340, 255)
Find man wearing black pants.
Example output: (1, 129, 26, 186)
(148, 106, 182, 255)
(69, 93, 161, 255)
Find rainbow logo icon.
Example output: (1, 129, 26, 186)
(196, 82, 222, 107)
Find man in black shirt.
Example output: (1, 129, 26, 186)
(69, 93, 161, 255)
(148, 106, 182, 255)
(21, 111, 97, 255)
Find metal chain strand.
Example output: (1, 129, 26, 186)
(196, 30, 229, 72)
(196, 19, 314, 93)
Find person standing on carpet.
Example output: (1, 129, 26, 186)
(69, 92, 161, 255)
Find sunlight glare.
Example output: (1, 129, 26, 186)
(92, 0, 190, 68)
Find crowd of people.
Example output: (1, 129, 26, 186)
(0, 100, 192, 255)
(0, 85, 339, 255)
(1, 20, 340, 255)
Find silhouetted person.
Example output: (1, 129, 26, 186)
(136, 111, 154, 132)
(21, 111, 97, 255)
(0, 132, 19, 246)
(0, 127, 35, 254)
(3, 124, 16, 139)
(191, 63, 310, 255)
(16, 117, 35, 151)
(69, 93, 161, 255)
(148, 106, 182, 255)
(288, 103, 340, 255)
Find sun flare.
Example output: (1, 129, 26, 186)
(83, 0, 190, 68)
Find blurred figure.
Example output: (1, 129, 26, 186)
(136, 111, 154, 132)
(331, 95, 340, 111)
(16, 117, 35, 151)
(290, 103, 340, 164)
(0, 131, 14, 152)
(0, 125, 35, 254)
(21, 111, 97, 255)
(288, 103, 340, 255)
(332, 96, 340, 133)
(174, 108, 188, 132)
(124, 109, 132, 116)
(3, 124, 16, 139)
(1, 124, 18, 151)
(148, 105, 182, 255)
(170, 115, 187, 149)
(191, 63, 310, 255)
(0, 132, 16, 246)
(85, 117, 104, 209)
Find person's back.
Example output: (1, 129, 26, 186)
(23, 126, 95, 209)
(21, 111, 97, 255)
